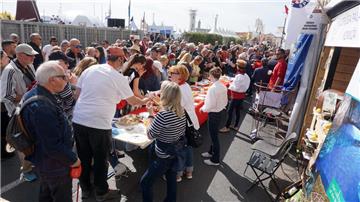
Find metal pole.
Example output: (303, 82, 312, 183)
(280, 15, 287, 48)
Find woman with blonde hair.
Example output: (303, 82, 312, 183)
(189, 55, 203, 84)
(141, 81, 187, 202)
(178, 53, 193, 78)
(176, 50, 187, 63)
(168, 64, 199, 181)
(73, 57, 98, 77)
(178, 52, 192, 64)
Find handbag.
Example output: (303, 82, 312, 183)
(184, 111, 203, 148)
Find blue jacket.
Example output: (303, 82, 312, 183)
(22, 85, 77, 178)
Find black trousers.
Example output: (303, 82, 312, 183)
(39, 175, 72, 202)
(73, 123, 111, 195)
(208, 111, 223, 163)
(225, 99, 243, 128)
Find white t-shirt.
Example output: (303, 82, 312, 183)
(228, 73, 250, 93)
(201, 80, 228, 113)
(72, 64, 134, 129)
(179, 83, 200, 130)
(42, 44, 54, 61)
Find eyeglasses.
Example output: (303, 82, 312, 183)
(53, 75, 67, 80)
(74, 45, 82, 49)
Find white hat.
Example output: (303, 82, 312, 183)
(15, 44, 38, 55)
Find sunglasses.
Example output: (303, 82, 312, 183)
(54, 75, 67, 80)
(74, 45, 82, 48)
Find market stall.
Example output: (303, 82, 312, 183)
(283, 1, 360, 201)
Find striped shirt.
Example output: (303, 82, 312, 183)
(55, 82, 75, 119)
(148, 110, 186, 158)
(0, 60, 36, 116)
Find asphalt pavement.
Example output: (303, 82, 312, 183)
(1, 99, 300, 202)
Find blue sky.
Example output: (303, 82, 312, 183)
(1, 0, 288, 34)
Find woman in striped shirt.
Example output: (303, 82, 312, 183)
(141, 81, 187, 202)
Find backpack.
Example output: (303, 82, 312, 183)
(6, 95, 51, 156)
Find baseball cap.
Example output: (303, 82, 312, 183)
(48, 51, 74, 63)
(15, 44, 38, 55)
(107, 46, 124, 57)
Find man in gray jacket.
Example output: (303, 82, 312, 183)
(0, 43, 38, 181)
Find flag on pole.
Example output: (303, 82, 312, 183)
(284, 0, 316, 49)
(285, 5, 289, 15)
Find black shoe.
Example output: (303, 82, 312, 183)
(95, 189, 121, 202)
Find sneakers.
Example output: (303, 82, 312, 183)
(176, 176, 182, 182)
(20, 171, 37, 182)
(201, 152, 213, 158)
(203, 159, 220, 166)
(185, 172, 193, 179)
(95, 189, 121, 202)
(113, 162, 127, 176)
(219, 127, 230, 133)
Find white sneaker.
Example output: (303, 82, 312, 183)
(219, 127, 230, 133)
(201, 152, 213, 158)
(113, 163, 127, 176)
(203, 159, 220, 166)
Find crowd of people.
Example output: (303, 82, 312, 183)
(0, 32, 288, 202)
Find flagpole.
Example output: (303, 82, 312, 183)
(280, 14, 287, 48)
(128, 0, 131, 28)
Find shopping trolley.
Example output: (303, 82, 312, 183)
(249, 82, 295, 141)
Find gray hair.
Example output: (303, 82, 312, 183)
(36, 61, 63, 85)
(60, 40, 69, 47)
(187, 43, 195, 49)
(30, 33, 40, 40)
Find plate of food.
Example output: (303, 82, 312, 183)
(116, 114, 143, 126)
(196, 80, 210, 86)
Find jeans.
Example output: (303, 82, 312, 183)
(108, 138, 120, 169)
(38, 175, 72, 202)
(141, 157, 177, 202)
(177, 146, 194, 176)
(208, 111, 223, 163)
(18, 151, 33, 173)
(73, 123, 111, 195)
(225, 99, 243, 128)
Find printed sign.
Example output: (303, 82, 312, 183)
(325, 5, 360, 48)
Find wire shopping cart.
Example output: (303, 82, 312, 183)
(249, 82, 295, 141)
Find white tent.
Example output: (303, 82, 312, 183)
(71, 15, 104, 27)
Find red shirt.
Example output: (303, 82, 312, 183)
(268, 58, 287, 89)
